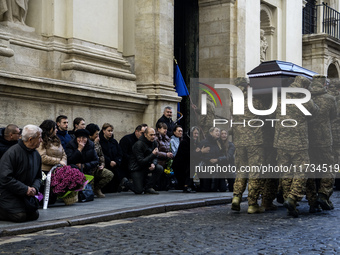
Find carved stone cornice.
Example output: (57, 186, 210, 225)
(0, 71, 147, 112)
(198, 0, 236, 7)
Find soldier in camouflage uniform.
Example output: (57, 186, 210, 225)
(274, 76, 319, 217)
(328, 80, 340, 190)
(231, 77, 266, 214)
(306, 76, 337, 211)
(261, 119, 278, 211)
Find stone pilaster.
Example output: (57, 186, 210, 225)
(134, 0, 180, 126)
(198, 0, 237, 78)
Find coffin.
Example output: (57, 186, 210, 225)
(247, 60, 319, 95)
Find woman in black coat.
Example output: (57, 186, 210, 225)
(198, 127, 226, 192)
(172, 126, 202, 193)
(65, 129, 99, 174)
(220, 129, 236, 192)
(99, 123, 123, 193)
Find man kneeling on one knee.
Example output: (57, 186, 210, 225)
(123, 128, 163, 194)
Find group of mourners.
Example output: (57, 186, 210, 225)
(0, 105, 236, 223)
(0, 74, 338, 222)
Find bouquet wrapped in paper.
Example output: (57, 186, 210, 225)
(51, 165, 93, 199)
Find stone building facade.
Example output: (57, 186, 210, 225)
(1, 0, 338, 138)
(0, 0, 179, 139)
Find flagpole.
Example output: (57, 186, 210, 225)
(173, 57, 205, 138)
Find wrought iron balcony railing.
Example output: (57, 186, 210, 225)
(303, 2, 340, 40)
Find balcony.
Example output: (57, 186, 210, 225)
(303, 2, 340, 40)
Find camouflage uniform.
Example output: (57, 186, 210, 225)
(274, 76, 319, 203)
(306, 78, 337, 205)
(328, 82, 340, 188)
(231, 77, 265, 206)
(93, 140, 114, 190)
(261, 122, 278, 208)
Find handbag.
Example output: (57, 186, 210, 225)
(78, 183, 94, 202)
(24, 196, 39, 212)
(77, 164, 95, 202)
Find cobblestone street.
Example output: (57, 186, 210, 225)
(1, 191, 340, 255)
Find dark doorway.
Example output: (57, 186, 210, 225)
(174, 0, 199, 132)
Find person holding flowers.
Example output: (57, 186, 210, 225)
(37, 119, 67, 204)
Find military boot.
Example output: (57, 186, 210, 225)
(247, 204, 265, 214)
(328, 200, 334, 210)
(283, 197, 299, 217)
(262, 201, 278, 211)
(231, 196, 241, 211)
(309, 202, 322, 213)
(317, 193, 331, 210)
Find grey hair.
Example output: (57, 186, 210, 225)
(163, 106, 172, 111)
(21, 125, 42, 142)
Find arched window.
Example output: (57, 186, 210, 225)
(327, 63, 339, 78)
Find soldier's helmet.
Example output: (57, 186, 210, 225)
(234, 77, 248, 93)
(294, 75, 311, 89)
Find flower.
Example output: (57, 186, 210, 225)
(51, 165, 87, 197)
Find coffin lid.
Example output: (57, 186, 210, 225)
(247, 60, 318, 78)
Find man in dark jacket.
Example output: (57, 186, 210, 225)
(119, 124, 147, 179)
(126, 128, 163, 194)
(0, 125, 42, 223)
(156, 106, 175, 137)
(56, 115, 72, 150)
(65, 129, 99, 175)
(0, 124, 20, 159)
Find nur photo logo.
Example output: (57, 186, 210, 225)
(198, 82, 223, 115)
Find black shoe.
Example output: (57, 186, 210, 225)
(183, 187, 196, 193)
(317, 193, 331, 210)
(120, 177, 128, 187)
(144, 188, 159, 195)
(309, 204, 322, 213)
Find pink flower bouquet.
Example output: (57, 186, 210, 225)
(51, 165, 88, 198)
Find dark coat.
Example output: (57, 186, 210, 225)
(65, 138, 99, 174)
(119, 132, 138, 172)
(156, 115, 175, 137)
(0, 129, 18, 159)
(198, 134, 225, 165)
(155, 132, 171, 167)
(129, 135, 158, 172)
(99, 131, 123, 171)
(219, 140, 236, 166)
(172, 134, 190, 187)
(56, 128, 72, 150)
(0, 140, 42, 214)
